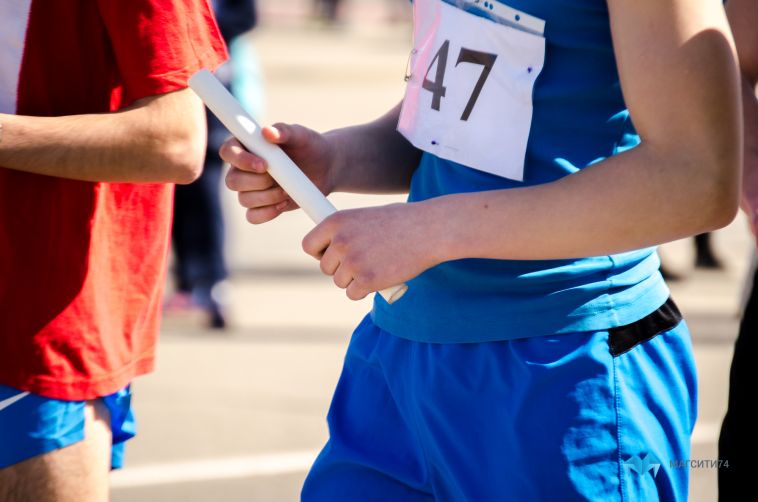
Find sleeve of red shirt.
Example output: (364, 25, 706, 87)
(97, 0, 228, 105)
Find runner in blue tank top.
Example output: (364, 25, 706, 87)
(222, 0, 741, 499)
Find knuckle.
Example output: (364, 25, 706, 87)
(330, 233, 348, 251)
(325, 211, 344, 228)
(342, 250, 365, 271)
(338, 253, 355, 270)
(356, 269, 376, 286)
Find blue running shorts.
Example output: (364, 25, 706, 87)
(0, 385, 136, 469)
(302, 298, 697, 501)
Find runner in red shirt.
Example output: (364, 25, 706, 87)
(0, 1, 226, 499)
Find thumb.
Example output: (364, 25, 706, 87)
(263, 123, 317, 148)
(262, 123, 290, 144)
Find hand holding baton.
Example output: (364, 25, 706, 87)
(188, 69, 408, 304)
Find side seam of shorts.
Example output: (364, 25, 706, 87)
(610, 300, 696, 502)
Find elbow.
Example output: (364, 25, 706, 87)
(704, 192, 739, 231)
(698, 158, 741, 232)
(165, 146, 204, 185)
(668, 119, 742, 233)
(160, 129, 206, 185)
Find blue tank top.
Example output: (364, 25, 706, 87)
(371, 0, 669, 343)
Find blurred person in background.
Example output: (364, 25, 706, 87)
(693, 232, 723, 269)
(223, 0, 741, 499)
(313, 0, 343, 24)
(659, 232, 724, 281)
(167, 0, 260, 330)
(720, 0, 757, 498)
(0, 1, 225, 500)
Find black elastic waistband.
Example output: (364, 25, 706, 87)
(608, 297, 683, 357)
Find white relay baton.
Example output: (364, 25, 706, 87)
(189, 69, 408, 304)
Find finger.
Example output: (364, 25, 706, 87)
(225, 168, 276, 192)
(319, 246, 341, 277)
(246, 205, 285, 225)
(302, 221, 334, 260)
(261, 125, 284, 144)
(238, 186, 288, 209)
(332, 264, 353, 289)
(219, 138, 267, 173)
(263, 123, 298, 145)
(346, 280, 370, 301)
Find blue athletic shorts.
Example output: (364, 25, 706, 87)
(0, 384, 136, 469)
(302, 298, 697, 501)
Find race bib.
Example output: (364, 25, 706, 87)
(398, 0, 545, 181)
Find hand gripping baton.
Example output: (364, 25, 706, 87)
(188, 69, 408, 304)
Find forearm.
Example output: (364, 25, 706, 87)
(325, 103, 421, 194)
(0, 89, 206, 184)
(425, 141, 739, 262)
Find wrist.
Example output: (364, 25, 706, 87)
(423, 191, 506, 263)
(416, 195, 469, 265)
(322, 128, 348, 194)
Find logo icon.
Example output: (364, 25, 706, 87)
(624, 454, 661, 478)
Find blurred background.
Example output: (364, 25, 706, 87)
(111, 0, 752, 499)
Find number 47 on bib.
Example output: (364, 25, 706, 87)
(398, 0, 545, 182)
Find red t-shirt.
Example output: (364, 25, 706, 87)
(0, 0, 227, 400)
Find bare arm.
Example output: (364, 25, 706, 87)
(727, 0, 758, 235)
(324, 103, 421, 194)
(0, 88, 207, 184)
(424, 0, 742, 261)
